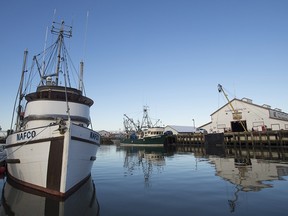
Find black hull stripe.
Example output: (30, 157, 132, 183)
(47, 138, 64, 191)
(6, 159, 20, 164)
(71, 136, 100, 146)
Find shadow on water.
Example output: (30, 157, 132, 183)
(0, 177, 100, 216)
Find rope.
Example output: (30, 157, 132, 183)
(0, 123, 56, 163)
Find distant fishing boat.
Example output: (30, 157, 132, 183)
(5, 21, 100, 197)
(121, 106, 169, 146)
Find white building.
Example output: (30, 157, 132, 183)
(164, 125, 196, 135)
(201, 98, 288, 133)
(98, 130, 111, 138)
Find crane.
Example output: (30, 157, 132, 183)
(123, 114, 140, 133)
(217, 84, 247, 132)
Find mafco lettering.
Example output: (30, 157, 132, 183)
(17, 130, 36, 141)
(90, 132, 99, 141)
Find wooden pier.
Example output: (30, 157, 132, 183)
(165, 130, 288, 161)
(165, 130, 288, 148)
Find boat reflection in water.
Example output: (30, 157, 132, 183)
(0, 177, 100, 216)
(122, 146, 166, 187)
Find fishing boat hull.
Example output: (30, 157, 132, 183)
(120, 135, 167, 146)
(5, 122, 100, 197)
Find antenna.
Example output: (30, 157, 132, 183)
(53, 9, 57, 22)
(41, 26, 49, 77)
(83, 11, 89, 61)
(79, 61, 84, 92)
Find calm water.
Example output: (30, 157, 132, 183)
(93, 145, 288, 216)
(0, 144, 288, 215)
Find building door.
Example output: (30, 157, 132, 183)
(231, 121, 247, 132)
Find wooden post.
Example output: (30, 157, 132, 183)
(267, 132, 272, 159)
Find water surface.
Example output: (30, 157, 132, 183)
(93, 145, 288, 216)
(1, 144, 287, 215)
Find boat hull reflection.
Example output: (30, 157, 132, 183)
(0, 177, 99, 216)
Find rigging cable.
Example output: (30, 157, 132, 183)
(62, 44, 72, 87)
(1, 124, 52, 163)
(63, 68, 71, 121)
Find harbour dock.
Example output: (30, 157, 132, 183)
(165, 130, 288, 148)
(165, 130, 288, 160)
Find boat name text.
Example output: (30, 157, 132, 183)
(17, 130, 36, 141)
(90, 132, 100, 141)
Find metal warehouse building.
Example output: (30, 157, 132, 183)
(202, 98, 288, 133)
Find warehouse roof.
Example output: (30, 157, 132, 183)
(165, 125, 196, 133)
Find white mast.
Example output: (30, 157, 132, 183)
(41, 26, 49, 78)
(79, 61, 84, 92)
(141, 106, 153, 128)
(51, 21, 72, 86)
(15, 50, 28, 130)
(54, 21, 64, 86)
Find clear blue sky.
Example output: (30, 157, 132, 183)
(0, 0, 288, 131)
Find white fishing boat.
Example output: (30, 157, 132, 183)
(5, 21, 100, 197)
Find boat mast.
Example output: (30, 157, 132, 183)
(51, 21, 72, 86)
(41, 26, 49, 78)
(15, 50, 28, 130)
(79, 61, 84, 92)
(141, 106, 153, 129)
(217, 84, 247, 132)
(55, 21, 64, 86)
